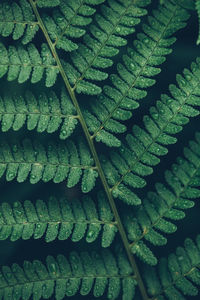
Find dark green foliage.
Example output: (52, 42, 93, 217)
(100, 59, 200, 205)
(0, 43, 59, 87)
(0, 192, 117, 245)
(37, 0, 61, 7)
(0, 248, 136, 300)
(124, 132, 200, 265)
(0, 0, 39, 44)
(42, 0, 105, 52)
(144, 235, 200, 299)
(0, 88, 77, 139)
(0, 0, 199, 300)
(64, 0, 150, 95)
(0, 137, 97, 191)
(82, 0, 190, 145)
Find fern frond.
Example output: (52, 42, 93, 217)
(36, 0, 60, 7)
(41, 0, 105, 53)
(0, 88, 78, 140)
(0, 138, 98, 192)
(177, 0, 195, 9)
(83, 0, 191, 146)
(123, 132, 200, 266)
(0, 248, 136, 300)
(64, 0, 150, 95)
(0, 192, 117, 245)
(38, 0, 106, 9)
(0, 0, 39, 44)
(143, 235, 200, 299)
(101, 56, 200, 205)
(0, 43, 59, 87)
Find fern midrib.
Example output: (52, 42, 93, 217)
(29, 1, 149, 299)
(0, 21, 38, 25)
(91, 2, 180, 139)
(1, 220, 116, 225)
(150, 265, 199, 300)
(111, 74, 200, 192)
(0, 111, 78, 118)
(73, 0, 138, 87)
(0, 63, 58, 68)
(130, 159, 200, 247)
(0, 273, 135, 290)
(0, 161, 96, 169)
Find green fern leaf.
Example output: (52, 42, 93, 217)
(0, 192, 117, 245)
(0, 0, 39, 44)
(101, 57, 200, 205)
(37, 0, 60, 7)
(41, 0, 105, 52)
(64, 0, 150, 95)
(83, 0, 191, 145)
(0, 1, 199, 300)
(0, 43, 59, 87)
(143, 235, 200, 299)
(0, 138, 97, 191)
(178, 0, 195, 9)
(0, 248, 136, 300)
(0, 87, 78, 139)
(123, 132, 200, 265)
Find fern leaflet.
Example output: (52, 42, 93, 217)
(124, 132, 200, 266)
(0, 0, 39, 44)
(144, 235, 200, 299)
(41, 0, 105, 52)
(0, 138, 97, 192)
(0, 248, 136, 300)
(0, 87, 78, 139)
(82, 0, 190, 146)
(0, 43, 59, 87)
(64, 0, 150, 94)
(100, 57, 200, 205)
(0, 192, 117, 245)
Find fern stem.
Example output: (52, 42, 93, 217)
(29, 1, 149, 299)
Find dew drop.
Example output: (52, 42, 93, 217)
(186, 74, 191, 81)
(61, 130, 67, 136)
(177, 255, 183, 261)
(116, 26, 121, 33)
(180, 79, 186, 86)
(82, 186, 87, 192)
(87, 230, 94, 238)
(152, 112, 158, 120)
(7, 172, 14, 179)
(49, 263, 56, 273)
